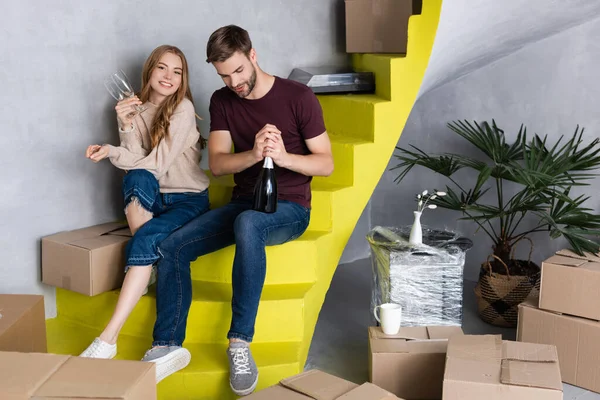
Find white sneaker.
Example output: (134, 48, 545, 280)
(141, 346, 191, 383)
(80, 338, 117, 359)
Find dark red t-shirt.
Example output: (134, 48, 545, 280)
(209, 76, 326, 208)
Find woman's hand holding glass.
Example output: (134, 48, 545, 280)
(104, 69, 146, 114)
(115, 96, 142, 131)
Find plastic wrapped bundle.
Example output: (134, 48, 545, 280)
(366, 226, 472, 327)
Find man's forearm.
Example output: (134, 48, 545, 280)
(210, 151, 261, 177)
(282, 153, 334, 177)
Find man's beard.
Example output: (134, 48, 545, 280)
(230, 66, 257, 98)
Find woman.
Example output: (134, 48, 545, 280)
(81, 45, 209, 361)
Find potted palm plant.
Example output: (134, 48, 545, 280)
(392, 120, 600, 327)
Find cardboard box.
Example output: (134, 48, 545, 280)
(245, 369, 403, 399)
(345, 0, 420, 53)
(42, 222, 132, 296)
(518, 299, 600, 393)
(539, 249, 600, 321)
(0, 351, 155, 399)
(369, 325, 463, 400)
(0, 294, 46, 353)
(443, 334, 562, 400)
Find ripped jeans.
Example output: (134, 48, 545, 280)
(121, 169, 209, 269)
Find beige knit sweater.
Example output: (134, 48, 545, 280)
(107, 98, 209, 193)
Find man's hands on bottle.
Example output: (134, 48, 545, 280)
(252, 124, 289, 167)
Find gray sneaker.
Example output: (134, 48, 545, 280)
(227, 342, 259, 396)
(141, 346, 191, 383)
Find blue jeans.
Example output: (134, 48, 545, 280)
(152, 197, 311, 345)
(122, 170, 210, 268)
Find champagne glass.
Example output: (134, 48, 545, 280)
(104, 69, 146, 113)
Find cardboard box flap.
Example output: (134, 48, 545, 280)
(280, 370, 359, 400)
(500, 359, 563, 390)
(556, 248, 600, 262)
(81, 222, 130, 237)
(500, 341, 562, 391)
(43, 222, 129, 245)
(371, 326, 462, 341)
(68, 233, 131, 251)
(370, 326, 429, 341)
(0, 294, 42, 335)
(369, 327, 409, 353)
(34, 356, 155, 398)
(0, 352, 69, 397)
(426, 326, 463, 340)
(545, 255, 587, 267)
(110, 227, 133, 237)
(336, 383, 400, 400)
(502, 341, 558, 363)
(444, 335, 502, 386)
(369, 326, 461, 354)
(447, 334, 502, 361)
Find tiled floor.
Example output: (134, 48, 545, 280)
(306, 257, 600, 399)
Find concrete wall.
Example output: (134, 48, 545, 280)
(352, 1, 600, 281)
(0, 0, 348, 317)
(6, 0, 600, 316)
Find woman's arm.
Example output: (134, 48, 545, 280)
(92, 100, 199, 178)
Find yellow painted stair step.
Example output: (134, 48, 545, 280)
(318, 94, 389, 142)
(189, 230, 328, 283)
(46, 318, 301, 400)
(56, 286, 307, 344)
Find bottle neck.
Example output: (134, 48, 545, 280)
(263, 156, 274, 169)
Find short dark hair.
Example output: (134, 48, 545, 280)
(206, 25, 252, 63)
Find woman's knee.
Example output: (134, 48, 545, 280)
(123, 170, 158, 191)
(122, 170, 159, 211)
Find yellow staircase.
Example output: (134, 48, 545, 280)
(46, 2, 442, 398)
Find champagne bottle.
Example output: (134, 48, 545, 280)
(253, 156, 278, 213)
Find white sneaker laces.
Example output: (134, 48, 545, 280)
(83, 338, 111, 357)
(230, 347, 251, 375)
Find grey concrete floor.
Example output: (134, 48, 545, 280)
(306, 257, 600, 400)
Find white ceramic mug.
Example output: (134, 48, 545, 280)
(373, 303, 402, 335)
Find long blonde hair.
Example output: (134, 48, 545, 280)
(139, 45, 196, 149)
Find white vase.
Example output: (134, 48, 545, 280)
(409, 211, 423, 245)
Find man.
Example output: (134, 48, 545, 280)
(141, 25, 333, 396)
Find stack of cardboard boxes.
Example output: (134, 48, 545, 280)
(248, 324, 564, 400)
(368, 325, 563, 400)
(0, 291, 156, 399)
(518, 249, 600, 393)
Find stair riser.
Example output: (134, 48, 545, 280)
(190, 235, 320, 283)
(56, 289, 306, 343)
(312, 141, 355, 188)
(318, 96, 376, 142)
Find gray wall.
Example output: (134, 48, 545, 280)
(6, 0, 600, 316)
(1, 0, 348, 317)
(351, 2, 600, 281)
